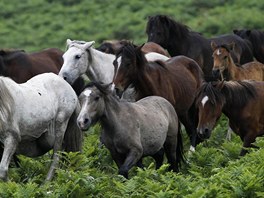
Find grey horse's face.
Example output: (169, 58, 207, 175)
(59, 39, 95, 85)
(77, 87, 105, 131)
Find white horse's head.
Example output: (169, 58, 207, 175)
(59, 39, 95, 85)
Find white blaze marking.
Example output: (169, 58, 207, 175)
(216, 49, 221, 55)
(83, 89, 92, 97)
(201, 96, 209, 107)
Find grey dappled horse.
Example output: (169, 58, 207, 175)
(77, 82, 184, 178)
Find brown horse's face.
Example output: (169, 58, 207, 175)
(113, 57, 134, 97)
(197, 95, 223, 139)
(212, 47, 230, 80)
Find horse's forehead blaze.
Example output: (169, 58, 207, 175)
(216, 49, 221, 55)
(201, 95, 209, 107)
(83, 89, 92, 97)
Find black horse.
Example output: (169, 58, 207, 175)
(234, 29, 264, 64)
(146, 15, 254, 81)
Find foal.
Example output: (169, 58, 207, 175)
(211, 41, 264, 81)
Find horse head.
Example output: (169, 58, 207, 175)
(113, 43, 145, 95)
(77, 82, 113, 131)
(211, 41, 235, 80)
(196, 82, 225, 139)
(146, 15, 189, 50)
(59, 39, 95, 85)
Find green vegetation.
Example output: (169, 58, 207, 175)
(1, 0, 264, 197)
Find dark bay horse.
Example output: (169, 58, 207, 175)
(211, 41, 264, 81)
(0, 48, 84, 95)
(146, 15, 254, 81)
(196, 80, 264, 156)
(77, 82, 184, 178)
(233, 29, 264, 64)
(97, 40, 171, 57)
(113, 43, 204, 152)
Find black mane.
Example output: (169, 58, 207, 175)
(146, 15, 190, 40)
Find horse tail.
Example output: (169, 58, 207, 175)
(63, 102, 83, 152)
(176, 120, 185, 170)
(0, 78, 15, 131)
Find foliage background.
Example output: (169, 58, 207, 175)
(0, 0, 264, 197)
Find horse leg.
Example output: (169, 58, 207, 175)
(240, 134, 257, 156)
(152, 148, 164, 169)
(0, 134, 18, 181)
(164, 140, 178, 172)
(45, 120, 68, 182)
(118, 148, 143, 179)
(179, 110, 201, 152)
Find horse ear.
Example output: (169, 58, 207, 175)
(246, 30, 251, 36)
(66, 39, 72, 46)
(211, 41, 217, 51)
(84, 41, 95, 50)
(227, 42, 235, 51)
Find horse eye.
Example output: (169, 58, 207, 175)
(75, 54, 81, 59)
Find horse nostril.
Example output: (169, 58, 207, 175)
(204, 128, 209, 134)
(84, 118, 90, 124)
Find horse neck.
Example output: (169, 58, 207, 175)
(88, 48, 115, 83)
(226, 56, 239, 79)
(100, 95, 122, 130)
(133, 66, 157, 99)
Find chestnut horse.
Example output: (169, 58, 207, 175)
(113, 43, 204, 151)
(97, 40, 171, 57)
(146, 15, 254, 81)
(211, 41, 264, 81)
(0, 48, 84, 95)
(234, 29, 264, 64)
(196, 80, 264, 156)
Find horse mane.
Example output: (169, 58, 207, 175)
(197, 81, 257, 108)
(0, 49, 24, 56)
(0, 77, 15, 131)
(247, 30, 264, 49)
(146, 15, 190, 40)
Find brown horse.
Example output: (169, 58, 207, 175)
(211, 41, 264, 81)
(196, 80, 264, 156)
(146, 15, 254, 81)
(113, 43, 204, 151)
(97, 40, 171, 57)
(0, 48, 84, 95)
(234, 29, 264, 64)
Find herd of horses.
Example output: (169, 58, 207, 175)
(0, 14, 264, 181)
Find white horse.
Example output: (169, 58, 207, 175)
(58, 39, 169, 85)
(0, 73, 82, 182)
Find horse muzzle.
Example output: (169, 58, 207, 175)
(77, 117, 91, 131)
(212, 69, 220, 79)
(197, 127, 211, 140)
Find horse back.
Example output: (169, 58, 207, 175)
(163, 56, 204, 113)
